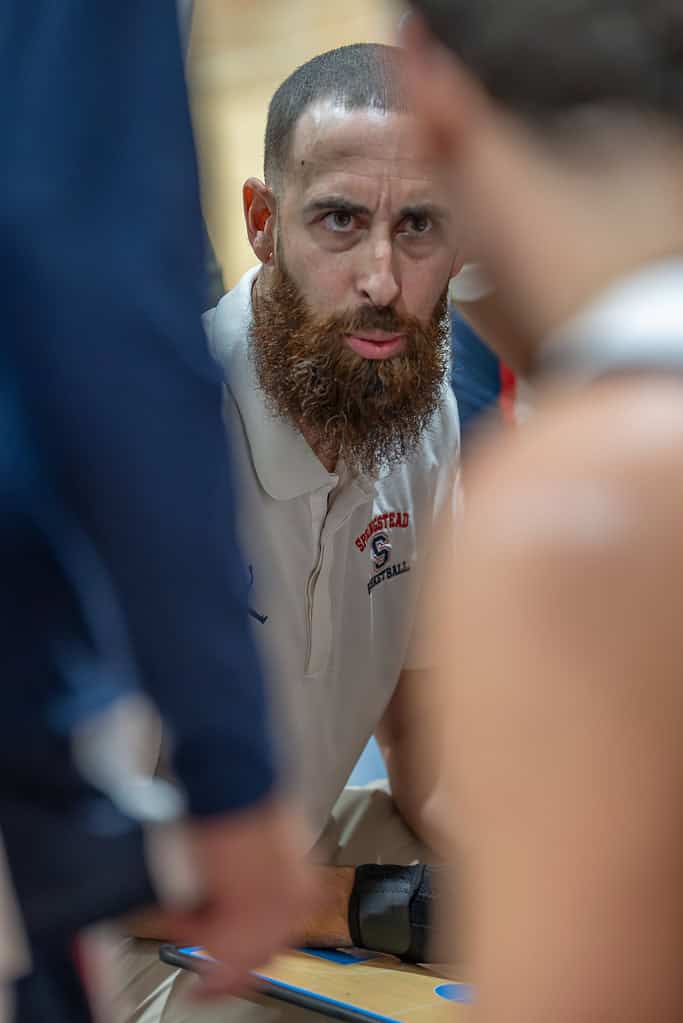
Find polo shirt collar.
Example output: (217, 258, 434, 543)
(209, 266, 375, 502)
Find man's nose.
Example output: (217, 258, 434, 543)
(357, 239, 400, 309)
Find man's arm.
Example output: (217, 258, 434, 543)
(444, 380, 683, 1022)
(376, 670, 447, 855)
(130, 867, 355, 948)
(375, 458, 460, 857)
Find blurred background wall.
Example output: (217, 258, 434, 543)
(187, 0, 393, 293)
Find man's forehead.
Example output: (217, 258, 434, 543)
(287, 101, 442, 194)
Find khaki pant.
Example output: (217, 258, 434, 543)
(112, 785, 430, 1023)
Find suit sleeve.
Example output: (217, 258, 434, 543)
(2, 0, 275, 817)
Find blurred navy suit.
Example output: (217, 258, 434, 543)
(0, 2, 274, 1016)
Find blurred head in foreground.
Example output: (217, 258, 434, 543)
(243, 43, 462, 475)
(403, 6, 683, 1021)
(404, 0, 683, 372)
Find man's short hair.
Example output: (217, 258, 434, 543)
(264, 43, 408, 188)
(410, 0, 683, 130)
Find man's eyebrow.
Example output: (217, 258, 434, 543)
(399, 202, 449, 222)
(303, 196, 371, 217)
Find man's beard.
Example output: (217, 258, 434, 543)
(250, 264, 450, 476)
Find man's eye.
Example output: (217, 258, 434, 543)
(323, 211, 355, 232)
(403, 215, 432, 235)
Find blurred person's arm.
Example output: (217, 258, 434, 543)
(3, 0, 310, 993)
(444, 379, 683, 1022)
(6, 0, 271, 824)
(130, 867, 356, 948)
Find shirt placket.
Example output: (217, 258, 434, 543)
(305, 481, 371, 677)
(305, 488, 332, 677)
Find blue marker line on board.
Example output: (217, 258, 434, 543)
(300, 948, 379, 965)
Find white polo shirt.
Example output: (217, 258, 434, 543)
(204, 267, 460, 839)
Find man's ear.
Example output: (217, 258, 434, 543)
(243, 178, 276, 265)
(401, 14, 484, 165)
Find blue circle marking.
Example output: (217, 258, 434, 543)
(434, 983, 474, 1004)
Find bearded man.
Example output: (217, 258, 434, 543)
(120, 43, 461, 1023)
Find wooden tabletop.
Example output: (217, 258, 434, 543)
(254, 948, 472, 1023)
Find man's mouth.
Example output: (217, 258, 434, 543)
(344, 332, 406, 360)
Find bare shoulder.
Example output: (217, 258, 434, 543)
(463, 376, 683, 568)
(449, 376, 683, 767)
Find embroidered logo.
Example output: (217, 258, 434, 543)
(362, 518, 412, 596)
(367, 557, 410, 595)
(370, 532, 392, 570)
(355, 511, 410, 553)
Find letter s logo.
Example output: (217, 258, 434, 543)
(371, 532, 392, 570)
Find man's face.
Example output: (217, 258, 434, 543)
(249, 103, 460, 475)
(274, 101, 461, 340)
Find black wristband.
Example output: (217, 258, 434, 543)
(348, 864, 439, 963)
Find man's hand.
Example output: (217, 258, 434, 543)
(130, 864, 354, 955)
(157, 797, 314, 998)
(293, 867, 355, 948)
